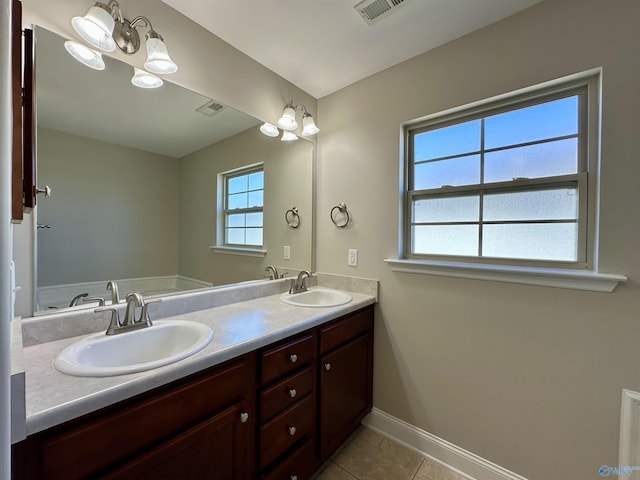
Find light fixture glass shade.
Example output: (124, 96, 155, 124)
(277, 106, 298, 131)
(301, 114, 320, 136)
(281, 131, 298, 142)
(144, 35, 178, 74)
(71, 3, 116, 52)
(131, 67, 163, 88)
(260, 122, 279, 137)
(64, 40, 105, 70)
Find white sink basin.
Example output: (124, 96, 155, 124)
(281, 287, 352, 308)
(53, 320, 213, 377)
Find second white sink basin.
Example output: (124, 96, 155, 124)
(53, 320, 213, 377)
(281, 287, 352, 308)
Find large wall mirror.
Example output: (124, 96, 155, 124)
(33, 26, 313, 314)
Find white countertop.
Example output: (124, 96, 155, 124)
(21, 289, 376, 436)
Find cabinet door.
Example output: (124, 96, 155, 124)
(319, 333, 373, 460)
(100, 401, 252, 480)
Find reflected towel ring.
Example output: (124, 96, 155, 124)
(285, 207, 300, 228)
(330, 202, 350, 228)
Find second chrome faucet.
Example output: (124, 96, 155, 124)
(96, 292, 160, 335)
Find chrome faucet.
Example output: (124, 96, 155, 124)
(264, 265, 279, 280)
(106, 280, 120, 304)
(96, 292, 160, 335)
(123, 292, 144, 326)
(69, 293, 89, 307)
(289, 270, 312, 294)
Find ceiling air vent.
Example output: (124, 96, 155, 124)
(354, 0, 416, 25)
(196, 100, 225, 117)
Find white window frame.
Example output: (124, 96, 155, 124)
(385, 69, 626, 292)
(211, 163, 267, 257)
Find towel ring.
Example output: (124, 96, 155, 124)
(330, 202, 350, 228)
(285, 207, 300, 228)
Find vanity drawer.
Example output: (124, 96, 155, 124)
(319, 306, 373, 355)
(260, 394, 313, 469)
(262, 439, 315, 480)
(261, 367, 314, 421)
(261, 334, 315, 385)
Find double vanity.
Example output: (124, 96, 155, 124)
(10, 273, 377, 480)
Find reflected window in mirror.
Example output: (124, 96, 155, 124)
(223, 164, 264, 247)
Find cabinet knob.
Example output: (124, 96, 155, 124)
(288, 388, 297, 398)
(324, 363, 331, 371)
(288, 426, 296, 436)
(239, 412, 249, 423)
(289, 354, 298, 363)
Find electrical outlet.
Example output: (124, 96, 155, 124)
(284, 245, 291, 260)
(348, 249, 358, 267)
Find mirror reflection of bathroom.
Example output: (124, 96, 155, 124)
(32, 27, 313, 314)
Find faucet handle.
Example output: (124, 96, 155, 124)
(95, 306, 120, 335)
(140, 298, 162, 326)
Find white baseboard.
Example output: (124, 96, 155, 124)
(362, 408, 528, 480)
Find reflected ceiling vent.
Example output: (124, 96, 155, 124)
(196, 100, 225, 117)
(354, 0, 416, 25)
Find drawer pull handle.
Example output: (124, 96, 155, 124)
(239, 412, 249, 423)
(288, 426, 297, 436)
(289, 354, 298, 363)
(289, 388, 297, 398)
(324, 363, 331, 371)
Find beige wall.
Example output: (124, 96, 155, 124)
(37, 128, 179, 286)
(179, 127, 313, 285)
(316, 1, 640, 479)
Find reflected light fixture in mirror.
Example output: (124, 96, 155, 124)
(64, 40, 105, 70)
(70, 0, 178, 78)
(260, 101, 320, 142)
(131, 67, 163, 88)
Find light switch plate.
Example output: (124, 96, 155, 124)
(348, 249, 358, 267)
(284, 245, 291, 260)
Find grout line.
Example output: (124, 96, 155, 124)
(411, 457, 426, 480)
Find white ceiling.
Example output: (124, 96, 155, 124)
(163, 0, 543, 99)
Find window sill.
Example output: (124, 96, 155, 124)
(384, 258, 626, 292)
(210, 246, 267, 258)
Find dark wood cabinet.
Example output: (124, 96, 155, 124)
(318, 307, 374, 461)
(100, 400, 251, 480)
(15, 355, 256, 480)
(13, 305, 374, 480)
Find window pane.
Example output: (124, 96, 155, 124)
(414, 120, 481, 162)
(484, 187, 578, 221)
(249, 171, 264, 190)
(485, 96, 578, 149)
(414, 154, 480, 190)
(413, 195, 479, 223)
(482, 223, 578, 261)
(245, 228, 263, 246)
(246, 212, 263, 227)
(227, 213, 245, 228)
(228, 175, 248, 194)
(228, 193, 247, 210)
(248, 190, 264, 208)
(484, 138, 578, 183)
(412, 225, 478, 256)
(226, 228, 245, 245)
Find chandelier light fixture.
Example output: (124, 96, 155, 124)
(68, 0, 177, 88)
(260, 101, 320, 142)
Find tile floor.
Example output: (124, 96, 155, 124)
(313, 427, 469, 480)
